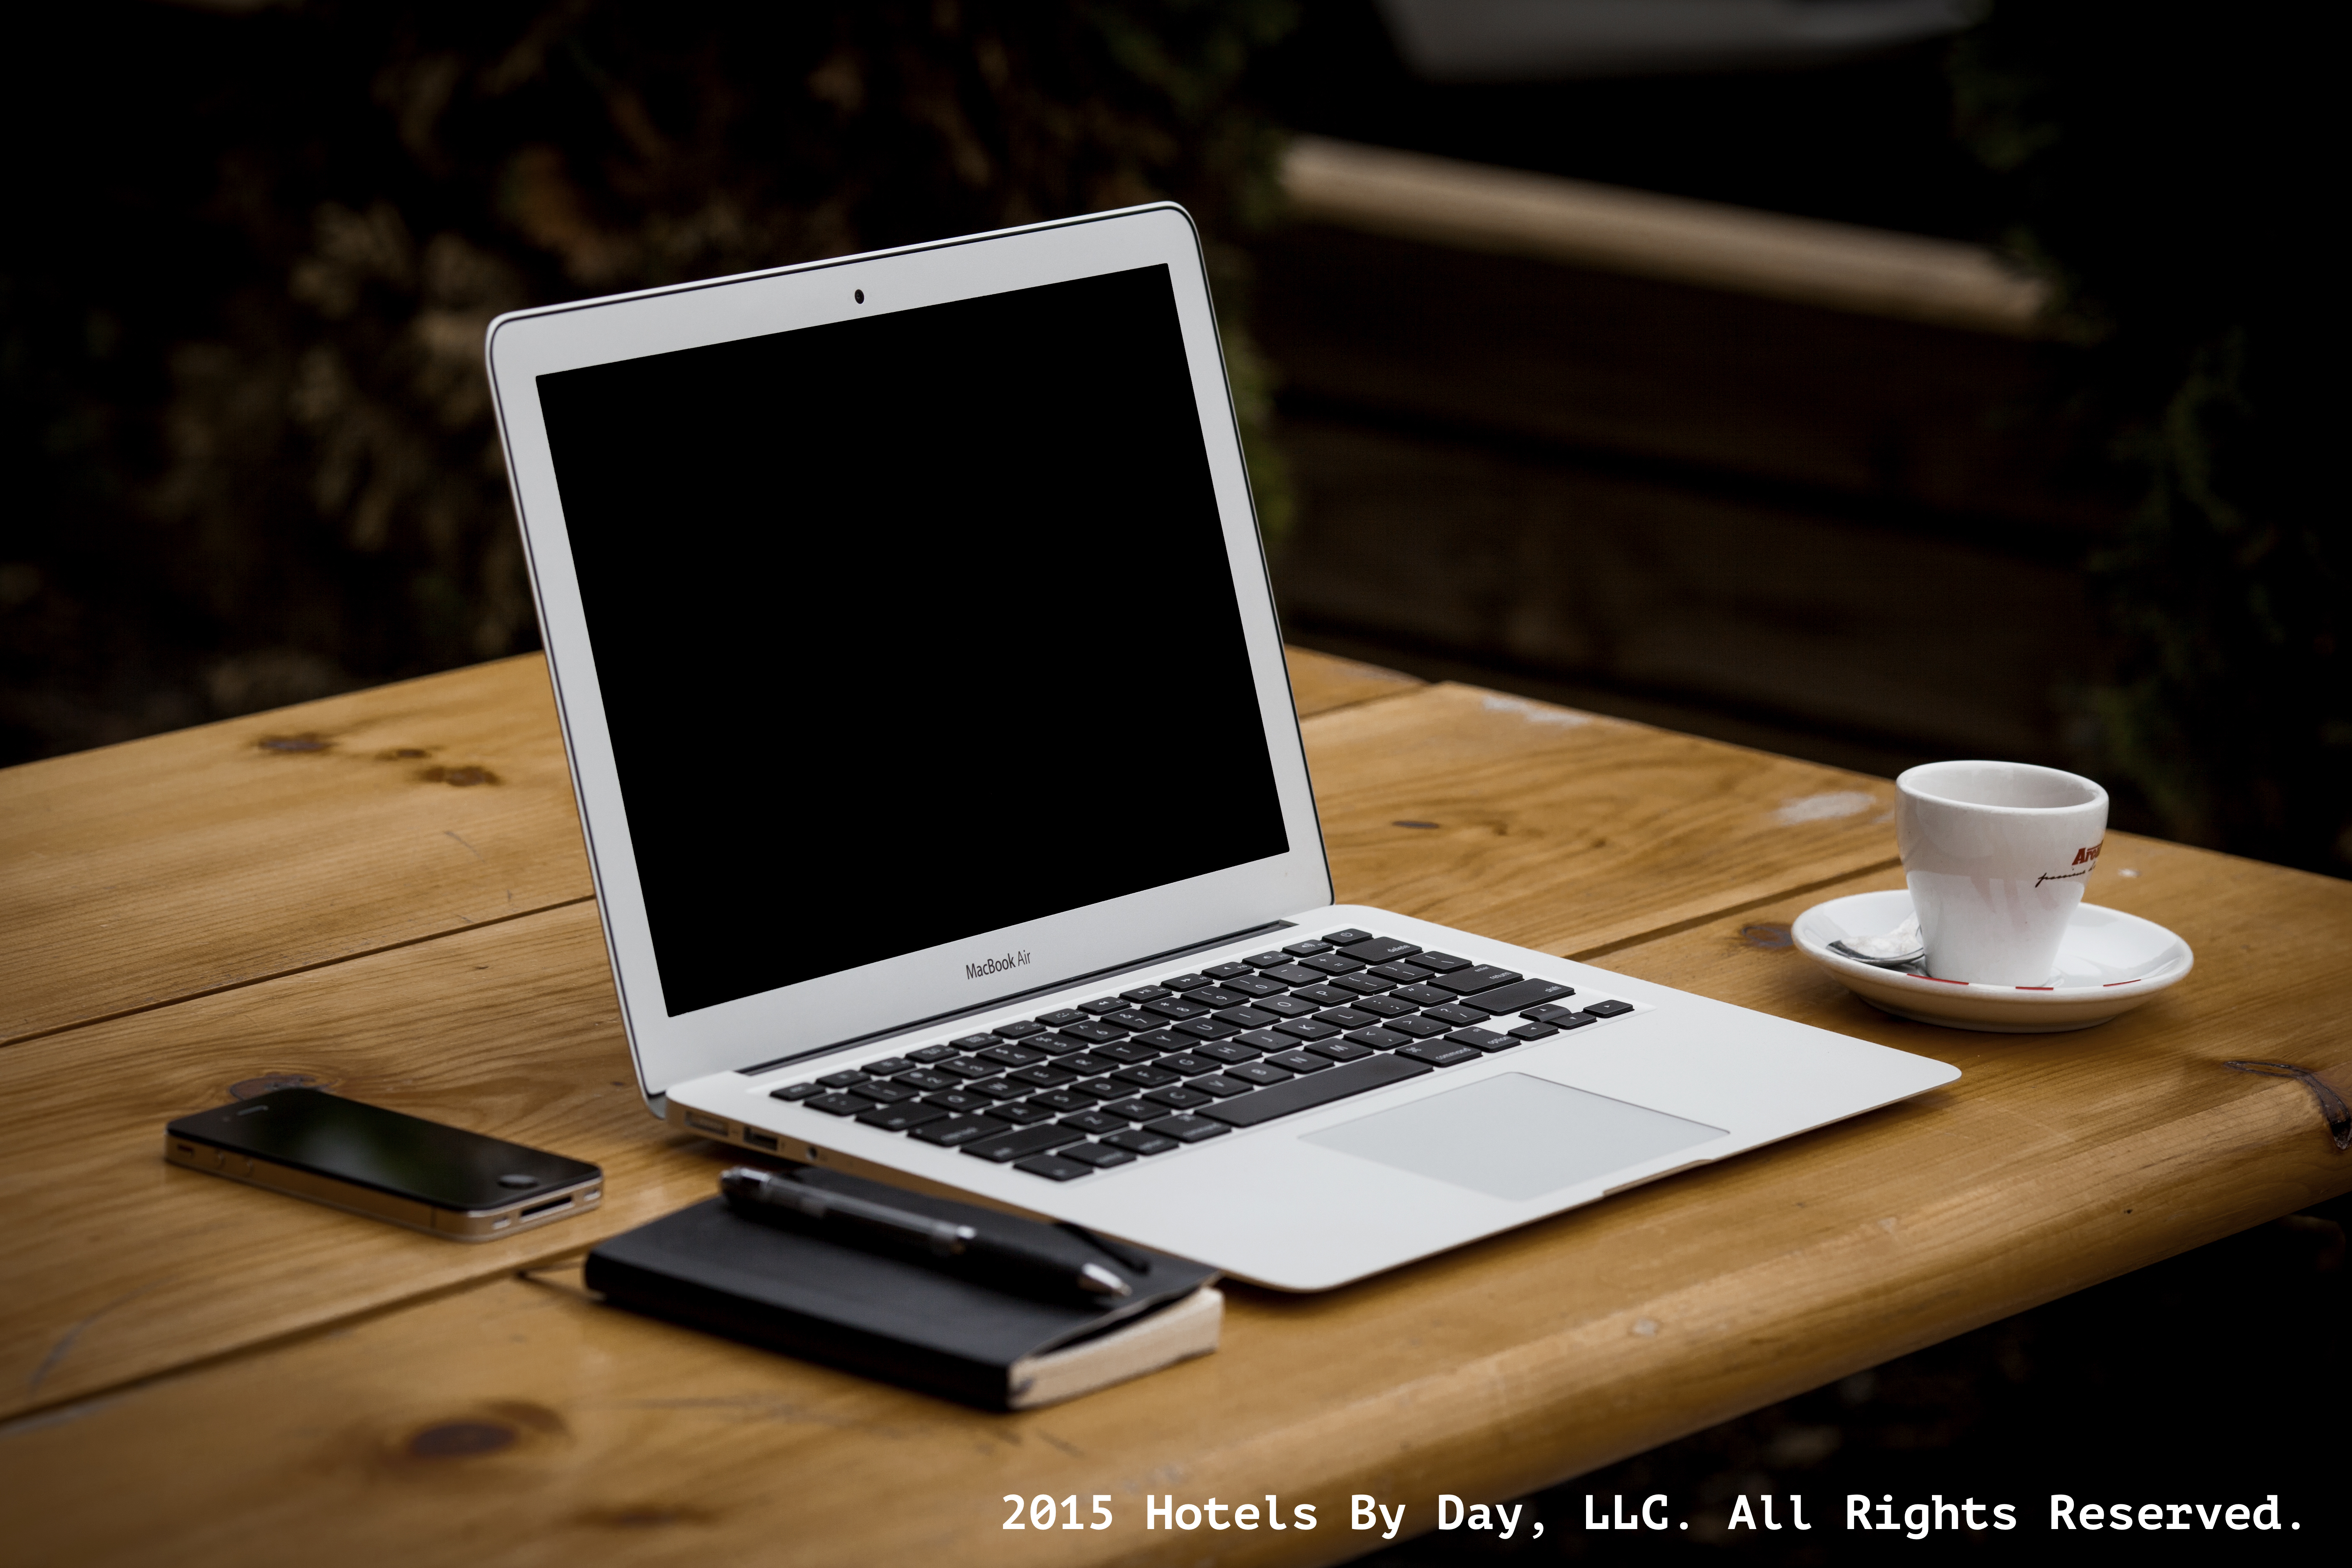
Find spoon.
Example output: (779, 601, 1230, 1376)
(1828, 915, 1925, 968)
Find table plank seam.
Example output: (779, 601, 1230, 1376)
(1565, 857, 1902, 963)
(0, 894, 599, 1054)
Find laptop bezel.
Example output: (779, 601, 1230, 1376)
(485, 203, 1333, 1103)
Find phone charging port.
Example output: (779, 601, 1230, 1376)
(518, 1195, 572, 1220)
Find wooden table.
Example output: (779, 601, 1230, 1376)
(3, 649, 2346, 1565)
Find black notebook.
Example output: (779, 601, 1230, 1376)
(584, 1168, 1222, 1410)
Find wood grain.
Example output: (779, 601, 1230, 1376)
(0, 679, 1893, 1421)
(1282, 645, 1421, 718)
(6, 833, 2345, 1567)
(0, 654, 590, 1048)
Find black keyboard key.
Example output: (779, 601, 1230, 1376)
(1014, 1154, 1093, 1181)
(1203, 962, 1253, 980)
(993, 1102, 1058, 1126)
(909, 1114, 1009, 1147)
(1308, 1039, 1375, 1063)
(1104, 1128, 1180, 1155)
(1212, 1007, 1279, 1030)
(1458, 978, 1576, 1016)
(1202, 1052, 1432, 1127)
(1330, 973, 1395, 996)
(1056, 1052, 1117, 1076)
(976, 1043, 1045, 1068)
(769, 1083, 823, 1101)
(1188, 987, 1249, 1009)
(804, 1092, 877, 1116)
(862, 1057, 916, 1077)
(1154, 1052, 1220, 1077)
(1266, 1049, 1333, 1074)
(1354, 994, 1416, 1018)
(1101, 1009, 1161, 1032)
(1161, 972, 1212, 991)
(1144, 1114, 1232, 1143)
(1008, 1065, 1075, 1088)
(1522, 1002, 1585, 1024)
(856, 1102, 949, 1132)
(1261, 964, 1324, 986)
(1432, 965, 1524, 997)
(1225, 1060, 1295, 1086)
(1026, 1089, 1094, 1114)
(1173, 1017, 1241, 1042)
(1403, 951, 1471, 975)
(962, 1124, 1086, 1163)
(922, 1089, 991, 1114)
(1300, 952, 1365, 975)
(1421, 1003, 1487, 1027)
(1251, 994, 1318, 1019)
(1218, 974, 1284, 998)
(1393, 983, 1454, 1006)
(1122, 985, 1173, 1004)
(1187, 1074, 1257, 1098)
(1316, 1006, 1378, 1030)
(855, 1081, 920, 1104)
(950, 1033, 999, 1051)
(1398, 1039, 1480, 1067)
(892, 1068, 957, 1091)
(1144, 1086, 1214, 1111)
(1275, 1018, 1343, 1041)
(1054, 1020, 1122, 1044)
(1132, 1029, 1192, 1052)
(993, 1020, 1048, 1039)
(1346, 1027, 1413, 1050)
(1447, 1027, 1513, 1052)
(1283, 940, 1333, 956)
(1059, 1079, 1117, 1102)
(1387, 1015, 1450, 1039)
(1143, 997, 1210, 1021)
(1368, 961, 1431, 983)
(935, 1057, 995, 1081)
(1079, 996, 1128, 1015)
(817, 1070, 869, 1088)
(1509, 1022, 1560, 1041)
(1111, 1064, 1181, 1088)
(1242, 951, 1292, 968)
(1059, 1110, 1128, 1136)
(1342, 937, 1422, 964)
(1584, 998, 1638, 1018)
(1100, 1098, 1162, 1122)
(1291, 984, 1355, 1008)
(965, 1078, 1027, 1101)
(1190, 1041, 1258, 1065)
(1025, 1034, 1086, 1057)
(1236, 1029, 1292, 1052)
(1034, 1009, 1086, 1029)
(1093, 1042, 1158, 1065)
(1063, 1141, 1137, 1170)
(1321, 927, 1375, 946)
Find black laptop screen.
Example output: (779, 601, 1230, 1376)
(536, 263, 1290, 1017)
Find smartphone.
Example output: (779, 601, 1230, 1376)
(165, 1087, 603, 1241)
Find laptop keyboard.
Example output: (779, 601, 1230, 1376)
(761, 929, 1638, 1182)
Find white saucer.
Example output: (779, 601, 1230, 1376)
(1792, 890, 2194, 1033)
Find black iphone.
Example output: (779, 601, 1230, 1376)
(165, 1087, 603, 1240)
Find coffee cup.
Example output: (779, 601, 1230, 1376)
(1895, 761, 2109, 985)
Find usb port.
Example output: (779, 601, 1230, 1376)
(743, 1129, 779, 1151)
(518, 1195, 572, 1220)
(684, 1111, 727, 1135)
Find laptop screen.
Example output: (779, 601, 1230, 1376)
(536, 263, 1290, 1017)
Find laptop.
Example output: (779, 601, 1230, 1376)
(484, 202, 1957, 1291)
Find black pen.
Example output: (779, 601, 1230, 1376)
(720, 1166, 1131, 1300)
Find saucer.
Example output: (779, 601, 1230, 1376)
(1791, 890, 2194, 1033)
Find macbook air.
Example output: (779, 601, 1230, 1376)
(484, 202, 1956, 1291)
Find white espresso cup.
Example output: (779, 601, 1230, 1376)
(1895, 761, 2110, 985)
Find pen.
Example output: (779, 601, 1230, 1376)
(720, 1166, 1131, 1300)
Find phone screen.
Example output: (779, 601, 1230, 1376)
(168, 1088, 599, 1211)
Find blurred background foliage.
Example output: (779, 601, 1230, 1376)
(0, 0, 1296, 758)
(1, 0, 2343, 878)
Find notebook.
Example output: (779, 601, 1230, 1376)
(483, 201, 1958, 1291)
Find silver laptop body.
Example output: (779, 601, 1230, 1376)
(485, 204, 1955, 1291)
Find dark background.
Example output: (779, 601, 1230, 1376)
(1, 1, 2341, 1558)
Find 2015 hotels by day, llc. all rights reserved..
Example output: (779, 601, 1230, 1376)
(1001, 1492, 2305, 1542)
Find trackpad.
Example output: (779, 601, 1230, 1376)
(1302, 1073, 1726, 1202)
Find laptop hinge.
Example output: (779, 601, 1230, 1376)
(737, 918, 1298, 1078)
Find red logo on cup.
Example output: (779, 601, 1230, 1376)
(2071, 841, 2104, 867)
